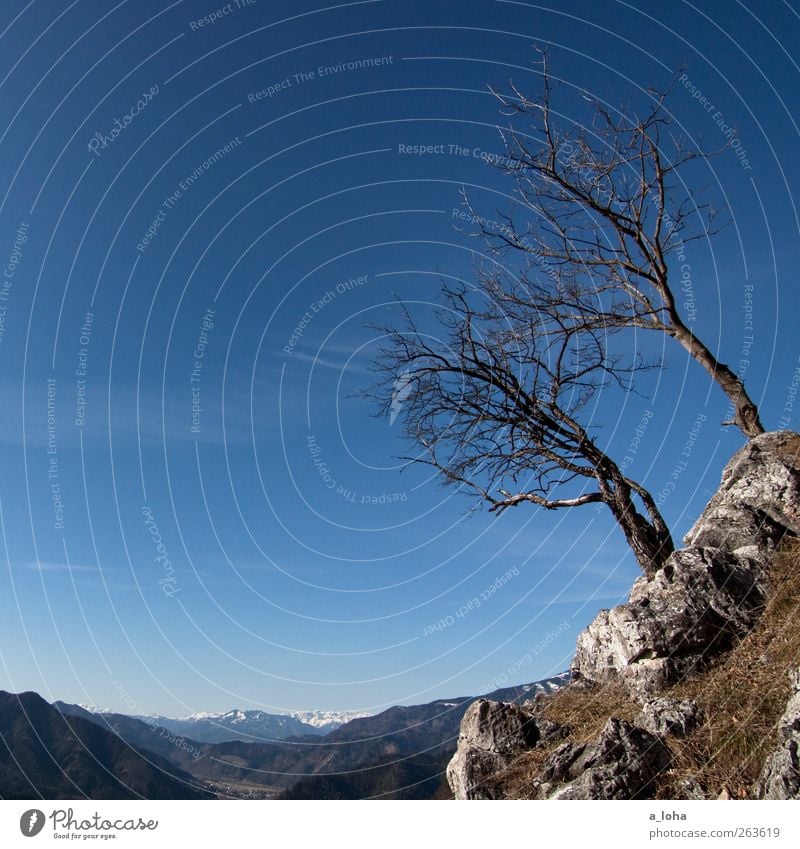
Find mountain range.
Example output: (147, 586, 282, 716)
(1, 674, 568, 800)
(52, 674, 569, 799)
(128, 708, 370, 743)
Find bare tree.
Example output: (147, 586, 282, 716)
(468, 52, 763, 437)
(369, 279, 674, 577)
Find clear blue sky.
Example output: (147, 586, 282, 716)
(0, 0, 798, 716)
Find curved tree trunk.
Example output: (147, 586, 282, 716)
(670, 322, 764, 439)
(598, 471, 675, 578)
(576, 436, 675, 577)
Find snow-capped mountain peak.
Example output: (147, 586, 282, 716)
(285, 709, 373, 729)
(178, 710, 224, 721)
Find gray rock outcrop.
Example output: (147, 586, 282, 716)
(761, 668, 800, 799)
(685, 431, 800, 556)
(636, 698, 702, 738)
(446, 432, 800, 800)
(446, 699, 539, 800)
(541, 719, 671, 799)
(572, 432, 799, 698)
(674, 777, 707, 799)
(573, 548, 768, 696)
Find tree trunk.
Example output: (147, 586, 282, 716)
(671, 323, 764, 439)
(599, 473, 674, 578)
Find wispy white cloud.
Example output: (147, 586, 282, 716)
(21, 561, 100, 573)
(280, 346, 374, 376)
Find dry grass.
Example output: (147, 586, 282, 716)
(539, 680, 640, 743)
(484, 747, 552, 799)
(769, 432, 800, 471)
(656, 537, 800, 799)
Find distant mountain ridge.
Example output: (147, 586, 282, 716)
(73, 705, 372, 743)
(7, 674, 569, 799)
(130, 707, 371, 743)
(284, 709, 374, 729)
(53, 702, 206, 768)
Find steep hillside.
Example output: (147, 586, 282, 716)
(0, 691, 212, 800)
(279, 753, 448, 800)
(54, 702, 203, 770)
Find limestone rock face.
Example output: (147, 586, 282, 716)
(446, 699, 539, 800)
(572, 547, 768, 696)
(446, 747, 510, 800)
(636, 698, 702, 738)
(685, 431, 800, 556)
(541, 719, 671, 800)
(673, 778, 707, 799)
(572, 433, 799, 698)
(761, 668, 800, 799)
